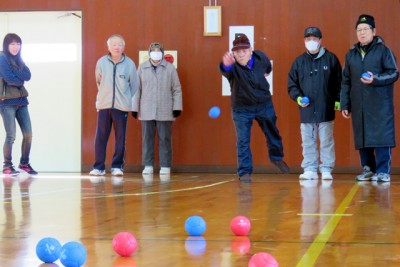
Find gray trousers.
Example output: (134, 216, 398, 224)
(142, 120, 173, 167)
(300, 121, 335, 173)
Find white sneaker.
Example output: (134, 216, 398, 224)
(111, 168, 124, 176)
(299, 171, 318, 180)
(89, 169, 105, 176)
(142, 166, 153, 174)
(371, 173, 378, 181)
(160, 167, 171, 175)
(321, 172, 333, 180)
(377, 173, 390, 183)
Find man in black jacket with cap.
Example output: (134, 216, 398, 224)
(288, 27, 342, 180)
(219, 34, 289, 183)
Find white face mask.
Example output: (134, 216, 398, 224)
(305, 40, 320, 52)
(150, 51, 163, 61)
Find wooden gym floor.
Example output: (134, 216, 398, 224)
(1, 172, 399, 266)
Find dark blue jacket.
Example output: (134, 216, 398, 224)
(219, 50, 272, 109)
(341, 37, 399, 149)
(288, 47, 342, 123)
(0, 51, 31, 86)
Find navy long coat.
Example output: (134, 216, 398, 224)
(340, 37, 399, 149)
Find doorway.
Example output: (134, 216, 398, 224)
(0, 11, 82, 172)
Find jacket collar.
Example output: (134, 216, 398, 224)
(142, 59, 168, 69)
(107, 53, 126, 64)
(351, 36, 384, 51)
(305, 47, 326, 59)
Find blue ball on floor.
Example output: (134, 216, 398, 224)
(60, 241, 87, 267)
(36, 237, 62, 263)
(208, 106, 221, 119)
(185, 215, 207, 236)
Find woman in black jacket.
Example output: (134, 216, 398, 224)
(341, 14, 399, 183)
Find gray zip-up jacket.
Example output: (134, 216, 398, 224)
(95, 53, 138, 111)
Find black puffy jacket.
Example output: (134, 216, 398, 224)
(288, 47, 342, 123)
(341, 37, 399, 149)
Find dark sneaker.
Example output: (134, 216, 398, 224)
(271, 159, 290, 174)
(18, 163, 38, 175)
(356, 166, 374, 181)
(239, 174, 251, 183)
(3, 165, 20, 175)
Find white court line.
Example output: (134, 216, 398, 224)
(82, 179, 235, 199)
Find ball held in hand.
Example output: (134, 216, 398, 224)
(361, 72, 371, 79)
(301, 96, 309, 104)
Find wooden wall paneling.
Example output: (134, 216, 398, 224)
(0, 0, 399, 173)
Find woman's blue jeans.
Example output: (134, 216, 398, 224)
(0, 105, 33, 167)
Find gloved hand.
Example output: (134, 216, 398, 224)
(296, 96, 309, 107)
(334, 101, 340, 110)
(173, 110, 181, 118)
(131, 112, 138, 119)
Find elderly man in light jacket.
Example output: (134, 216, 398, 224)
(132, 42, 182, 176)
(90, 34, 138, 177)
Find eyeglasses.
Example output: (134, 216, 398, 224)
(356, 27, 372, 33)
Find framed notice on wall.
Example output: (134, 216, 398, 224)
(203, 6, 221, 36)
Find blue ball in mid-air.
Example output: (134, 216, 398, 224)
(208, 106, 221, 119)
(185, 215, 207, 236)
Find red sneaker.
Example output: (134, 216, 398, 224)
(18, 163, 38, 175)
(3, 165, 20, 175)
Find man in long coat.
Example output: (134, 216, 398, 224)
(341, 14, 399, 183)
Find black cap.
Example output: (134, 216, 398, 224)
(304, 27, 322, 38)
(355, 14, 375, 29)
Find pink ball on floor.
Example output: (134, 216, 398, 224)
(248, 252, 279, 267)
(112, 232, 138, 257)
(230, 215, 251, 236)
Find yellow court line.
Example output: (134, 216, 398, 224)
(297, 213, 353, 216)
(82, 179, 234, 199)
(296, 183, 359, 267)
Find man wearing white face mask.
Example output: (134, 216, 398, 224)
(132, 42, 182, 176)
(288, 27, 342, 180)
